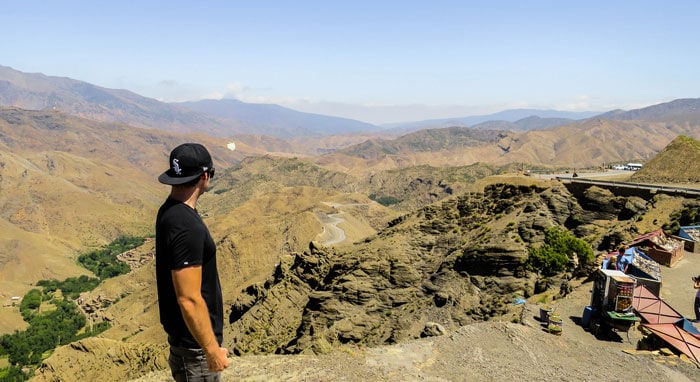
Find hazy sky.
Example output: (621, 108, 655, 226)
(2, 1, 698, 124)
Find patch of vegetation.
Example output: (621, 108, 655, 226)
(18, 289, 42, 322)
(36, 275, 101, 300)
(663, 201, 700, 235)
(1, 283, 112, 379)
(369, 193, 402, 206)
(0, 296, 85, 378)
(525, 226, 594, 277)
(77, 235, 145, 279)
(0, 365, 29, 381)
(0, 236, 143, 380)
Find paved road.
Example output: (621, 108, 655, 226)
(529, 169, 632, 179)
(557, 176, 700, 196)
(657, 251, 700, 320)
(315, 210, 347, 246)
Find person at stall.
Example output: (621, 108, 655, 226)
(693, 276, 700, 323)
(615, 246, 632, 273)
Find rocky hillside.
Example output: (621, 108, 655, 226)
(631, 135, 700, 183)
(225, 180, 655, 355)
(30, 174, 700, 381)
(313, 121, 700, 177)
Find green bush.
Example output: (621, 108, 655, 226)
(525, 226, 593, 276)
(1, 298, 86, 370)
(0, 365, 31, 381)
(369, 194, 401, 206)
(19, 289, 42, 322)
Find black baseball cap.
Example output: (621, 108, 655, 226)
(158, 143, 214, 185)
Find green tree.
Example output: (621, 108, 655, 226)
(525, 226, 593, 276)
(0, 365, 30, 381)
(19, 289, 42, 321)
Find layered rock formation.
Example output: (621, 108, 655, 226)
(32, 338, 167, 382)
(226, 181, 653, 355)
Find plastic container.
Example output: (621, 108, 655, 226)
(548, 315, 563, 335)
(540, 305, 553, 322)
(581, 306, 595, 328)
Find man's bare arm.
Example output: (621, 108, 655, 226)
(172, 265, 229, 371)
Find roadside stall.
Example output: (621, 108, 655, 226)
(678, 225, 700, 253)
(587, 269, 638, 341)
(602, 246, 662, 296)
(627, 229, 684, 267)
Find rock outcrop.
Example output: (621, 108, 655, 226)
(227, 181, 650, 355)
(30, 179, 686, 380)
(32, 337, 168, 382)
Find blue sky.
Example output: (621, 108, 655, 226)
(2, 1, 698, 124)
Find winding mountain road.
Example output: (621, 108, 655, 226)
(315, 202, 371, 246)
(315, 209, 347, 246)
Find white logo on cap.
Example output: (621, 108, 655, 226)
(172, 158, 182, 175)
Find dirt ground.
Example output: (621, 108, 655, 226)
(130, 250, 700, 382)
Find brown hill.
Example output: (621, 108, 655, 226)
(0, 65, 236, 136)
(0, 107, 256, 332)
(312, 117, 700, 176)
(631, 135, 700, 183)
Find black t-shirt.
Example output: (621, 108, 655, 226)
(155, 197, 223, 348)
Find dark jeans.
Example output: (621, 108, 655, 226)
(695, 297, 700, 321)
(169, 345, 221, 382)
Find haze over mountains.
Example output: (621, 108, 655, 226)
(0, 64, 603, 137)
(3, 64, 700, 164)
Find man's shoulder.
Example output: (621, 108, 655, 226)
(159, 200, 197, 220)
(159, 205, 208, 237)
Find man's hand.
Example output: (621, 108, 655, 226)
(206, 346, 229, 372)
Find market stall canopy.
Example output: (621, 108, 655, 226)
(632, 285, 682, 324)
(679, 226, 700, 242)
(632, 284, 700, 365)
(642, 323, 700, 365)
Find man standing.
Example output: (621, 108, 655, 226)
(694, 276, 700, 323)
(155, 143, 228, 381)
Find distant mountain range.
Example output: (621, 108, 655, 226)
(0, 65, 378, 138)
(0, 65, 232, 135)
(4, 64, 670, 140)
(597, 98, 700, 122)
(175, 98, 379, 137)
(381, 109, 601, 133)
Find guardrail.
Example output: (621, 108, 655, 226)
(555, 177, 700, 197)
